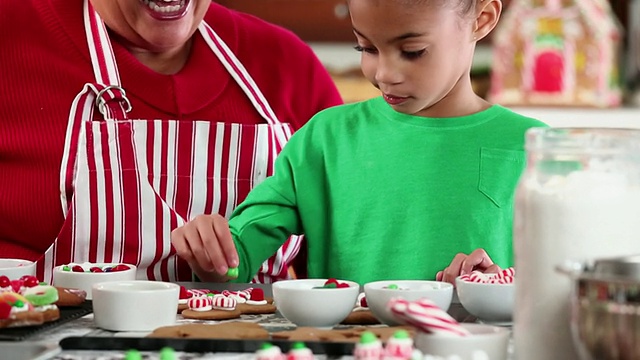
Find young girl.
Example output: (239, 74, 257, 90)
(171, 0, 547, 285)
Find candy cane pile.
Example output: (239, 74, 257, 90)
(387, 298, 470, 337)
(457, 267, 515, 284)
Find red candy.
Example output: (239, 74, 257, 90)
(22, 276, 39, 288)
(111, 264, 130, 272)
(89, 267, 103, 273)
(325, 278, 339, 286)
(71, 265, 85, 273)
(179, 286, 192, 300)
(0, 302, 11, 319)
(337, 282, 350, 288)
(0, 276, 10, 288)
(10, 280, 23, 293)
(250, 288, 265, 301)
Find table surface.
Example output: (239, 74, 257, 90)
(0, 282, 514, 360)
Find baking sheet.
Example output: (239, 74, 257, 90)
(0, 301, 93, 341)
(59, 336, 356, 356)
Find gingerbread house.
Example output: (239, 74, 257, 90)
(489, 0, 624, 108)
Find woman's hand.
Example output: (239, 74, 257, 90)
(170, 214, 239, 282)
(435, 249, 501, 285)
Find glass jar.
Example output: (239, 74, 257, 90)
(513, 128, 640, 360)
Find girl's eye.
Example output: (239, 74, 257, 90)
(354, 45, 377, 54)
(402, 49, 426, 59)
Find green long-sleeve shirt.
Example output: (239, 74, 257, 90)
(230, 97, 547, 284)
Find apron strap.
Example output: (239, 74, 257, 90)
(198, 22, 290, 149)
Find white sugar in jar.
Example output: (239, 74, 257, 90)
(513, 128, 640, 360)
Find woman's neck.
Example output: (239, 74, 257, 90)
(126, 39, 193, 75)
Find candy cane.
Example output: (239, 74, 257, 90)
(212, 295, 237, 310)
(388, 298, 470, 337)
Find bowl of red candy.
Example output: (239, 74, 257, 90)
(52, 262, 137, 299)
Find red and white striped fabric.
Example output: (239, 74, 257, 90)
(212, 295, 237, 310)
(34, 0, 303, 283)
(188, 296, 213, 311)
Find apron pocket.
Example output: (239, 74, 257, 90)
(478, 147, 526, 208)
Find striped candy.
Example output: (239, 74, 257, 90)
(188, 296, 213, 312)
(458, 267, 516, 284)
(388, 298, 470, 337)
(212, 295, 237, 310)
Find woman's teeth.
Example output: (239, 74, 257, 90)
(141, 0, 185, 13)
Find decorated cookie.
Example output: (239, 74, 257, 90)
(0, 292, 45, 328)
(54, 287, 87, 307)
(286, 342, 314, 360)
(256, 342, 285, 360)
(23, 284, 61, 322)
(181, 295, 241, 320)
(237, 288, 277, 315)
(383, 330, 414, 360)
(354, 331, 384, 360)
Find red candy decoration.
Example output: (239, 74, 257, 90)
(179, 286, 192, 300)
(71, 265, 84, 273)
(111, 264, 130, 272)
(0, 276, 10, 288)
(10, 280, 23, 293)
(325, 278, 339, 286)
(249, 288, 265, 301)
(22, 276, 39, 288)
(337, 282, 350, 288)
(0, 302, 11, 319)
(89, 267, 103, 273)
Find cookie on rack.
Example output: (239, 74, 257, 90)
(181, 294, 242, 320)
(235, 288, 277, 315)
(148, 321, 269, 340)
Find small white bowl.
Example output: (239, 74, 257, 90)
(52, 262, 137, 299)
(455, 277, 514, 324)
(364, 280, 453, 326)
(272, 279, 360, 328)
(0, 259, 36, 279)
(92, 280, 179, 332)
(414, 323, 510, 360)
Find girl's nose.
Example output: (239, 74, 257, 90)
(374, 56, 402, 85)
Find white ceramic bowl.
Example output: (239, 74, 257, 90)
(52, 262, 137, 299)
(455, 277, 514, 324)
(92, 280, 179, 332)
(414, 323, 510, 360)
(364, 280, 453, 326)
(0, 259, 36, 279)
(272, 279, 360, 328)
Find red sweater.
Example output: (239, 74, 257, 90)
(0, 0, 343, 261)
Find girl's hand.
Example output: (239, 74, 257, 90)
(435, 248, 501, 285)
(170, 214, 239, 282)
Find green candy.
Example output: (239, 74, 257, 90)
(62, 265, 71, 272)
(392, 330, 410, 339)
(260, 342, 274, 350)
(359, 331, 378, 344)
(291, 341, 307, 350)
(124, 349, 142, 360)
(386, 284, 399, 289)
(226, 267, 239, 279)
(159, 347, 176, 360)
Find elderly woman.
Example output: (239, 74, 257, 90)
(0, 0, 342, 282)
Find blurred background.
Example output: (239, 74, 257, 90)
(216, 0, 639, 126)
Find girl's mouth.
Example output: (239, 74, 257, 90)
(383, 93, 409, 106)
(140, 0, 190, 21)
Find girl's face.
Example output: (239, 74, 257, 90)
(349, 0, 478, 117)
(90, 0, 210, 53)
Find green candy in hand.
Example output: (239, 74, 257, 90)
(226, 267, 239, 279)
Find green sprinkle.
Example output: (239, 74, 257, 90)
(159, 347, 176, 360)
(323, 282, 337, 289)
(226, 267, 239, 279)
(360, 331, 378, 344)
(124, 349, 142, 360)
(260, 342, 274, 350)
(62, 265, 70, 272)
(387, 284, 399, 289)
(393, 330, 410, 339)
(291, 341, 306, 350)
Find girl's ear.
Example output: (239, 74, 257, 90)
(472, 0, 502, 42)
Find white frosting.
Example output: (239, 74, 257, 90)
(256, 346, 283, 360)
(246, 299, 267, 305)
(33, 305, 58, 312)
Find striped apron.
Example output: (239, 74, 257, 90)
(36, 0, 302, 283)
